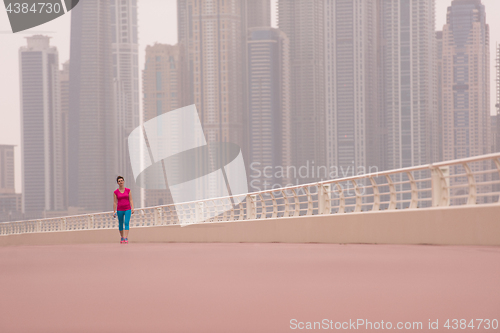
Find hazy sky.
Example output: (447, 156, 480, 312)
(0, 0, 499, 193)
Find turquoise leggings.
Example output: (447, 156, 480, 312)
(117, 210, 131, 230)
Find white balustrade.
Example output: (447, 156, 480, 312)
(2, 153, 500, 236)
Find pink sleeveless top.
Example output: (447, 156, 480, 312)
(114, 188, 131, 211)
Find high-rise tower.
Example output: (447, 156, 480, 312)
(442, 0, 490, 161)
(324, 0, 381, 175)
(495, 43, 500, 152)
(177, 0, 272, 195)
(110, 0, 141, 207)
(441, 0, 491, 203)
(436, 31, 444, 161)
(69, 0, 116, 212)
(178, 0, 245, 148)
(0, 145, 16, 195)
(247, 27, 291, 191)
(278, 0, 326, 184)
(19, 35, 65, 214)
(142, 43, 186, 207)
(177, 0, 250, 201)
(143, 44, 186, 124)
(246, 0, 270, 28)
(381, 0, 438, 170)
(0, 145, 22, 221)
(59, 60, 70, 210)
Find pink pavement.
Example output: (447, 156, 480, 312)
(0, 243, 498, 333)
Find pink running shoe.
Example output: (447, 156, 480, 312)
(120, 238, 124, 244)
(124, 238, 128, 244)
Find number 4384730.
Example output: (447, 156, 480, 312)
(6, 2, 62, 14)
(444, 319, 498, 330)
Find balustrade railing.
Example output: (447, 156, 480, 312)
(2, 153, 500, 236)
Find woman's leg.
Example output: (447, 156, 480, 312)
(123, 209, 131, 239)
(117, 211, 125, 237)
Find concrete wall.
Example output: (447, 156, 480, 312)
(1, 204, 499, 246)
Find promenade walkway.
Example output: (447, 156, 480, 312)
(0, 243, 498, 332)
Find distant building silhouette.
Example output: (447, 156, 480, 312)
(246, 0, 271, 28)
(277, 0, 438, 179)
(441, 0, 491, 203)
(68, 0, 116, 212)
(324, 0, 381, 175)
(142, 43, 186, 207)
(178, 0, 258, 200)
(243, 0, 271, 168)
(278, 0, 326, 184)
(19, 35, 65, 215)
(60, 60, 69, 210)
(0, 145, 16, 195)
(496, 43, 500, 152)
(381, 0, 438, 170)
(0, 145, 22, 222)
(491, 115, 497, 153)
(247, 27, 291, 191)
(442, 0, 490, 161)
(111, 0, 141, 207)
(177, 0, 245, 149)
(436, 31, 444, 162)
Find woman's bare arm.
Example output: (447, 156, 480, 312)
(113, 193, 117, 215)
(129, 191, 134, 214)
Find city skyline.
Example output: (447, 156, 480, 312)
(1, 0, 499, 197)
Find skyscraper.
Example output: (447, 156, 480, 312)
(242, 0, 271, 168)
(436, 31, 444, 161)
(247, 27, 291, 191)
(496, 43, 500, 152)
(110, 0, 141, 207)
(142, 43, 186, 206)
(19, 35, 65, 214)
(177, 0, 273, 196)
(324, 0, 381, 175)
(491, 114, 497, 153)
(441, 0, 490, 161)
(246, 0, 271, 28)
(143, 44, 186, 127)
(441, 0, 491, 203)
(278, 0, 326, 184)
(177, 0, 252, 202)
(59, 60, 70, 210)
(0, 145, 15, 195)
(0, 145, 22, 221)
(69, 0, 116, 212)
(177, 0, 245, 149)
(381, 0, 438, 170)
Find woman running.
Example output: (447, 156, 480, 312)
(113, 176, 134, 244)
